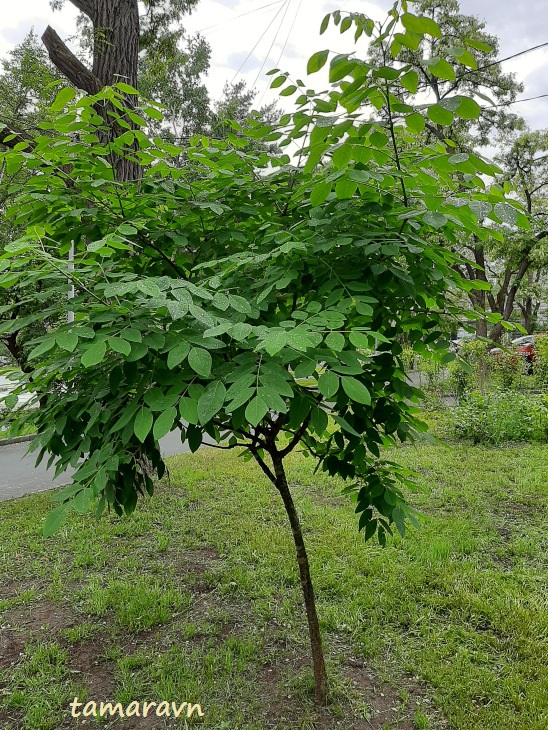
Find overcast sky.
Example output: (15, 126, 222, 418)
(1, 0, 546, 130)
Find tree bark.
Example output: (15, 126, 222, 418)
(270, 453, 328, 706)
(42, 0, 140, 182)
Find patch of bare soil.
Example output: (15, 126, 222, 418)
(0, 628, 24, 670)
(255, 654, 445, 730)
(4, 600, 76, 634)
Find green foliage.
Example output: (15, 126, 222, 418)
(451, 389, 548, 444)
(0, 3, 530, 546)
(534, 334, 548, 390)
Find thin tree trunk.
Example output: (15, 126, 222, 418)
(271, 452, 328, 705)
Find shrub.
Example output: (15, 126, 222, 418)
(534, 334, 548, 390)
(447, 360, 472, 402)
(491, 350, 526, 390)
(451, 389, 548, 444)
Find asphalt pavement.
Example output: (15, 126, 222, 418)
(0, 431, 194, 503)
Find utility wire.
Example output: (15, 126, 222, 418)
(490, 92, 548, 108)
(251, 0, 292, 92)
(459, 41, 548, 79)
(198, 1, 285, 34)
(230, 0, 291, 84)
(257, 0, 303, 106)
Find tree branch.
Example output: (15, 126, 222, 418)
(68, 0, 96, 20)
(42, 26, 102, 95)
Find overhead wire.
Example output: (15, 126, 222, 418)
(251, 0, 292, 92)
(257, 0, 303, 106)
(459, 41, 548, 79)
(197, 1, 285, 34)
(229, 0, 291, 85)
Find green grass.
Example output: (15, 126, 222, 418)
(0, 441, 547, 729)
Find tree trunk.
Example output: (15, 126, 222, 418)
(42, 0, 140, 181)
(271, 453, 328, 706)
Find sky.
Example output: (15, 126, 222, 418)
(0, 0, 547, 131)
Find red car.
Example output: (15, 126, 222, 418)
(489, 335, 536, 368)
(513, 335, 536, 364)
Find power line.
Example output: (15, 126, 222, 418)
(257, 0, 303, 106)
(198, 1, 285, 34)
(490, 92, 548, 108)
(230, 0, 291, 84)
(274, 0, 302, 70)
(251, 0, 292, 91)
(459, 41, 548, 79)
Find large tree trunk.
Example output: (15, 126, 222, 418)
(271, 453, 328, 706)
(42, 0, 140, 181)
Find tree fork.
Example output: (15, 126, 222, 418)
(270, 451, 328, 705)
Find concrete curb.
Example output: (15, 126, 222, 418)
(0, 434, 36, 447)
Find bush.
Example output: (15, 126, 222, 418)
(451, 389, 548, 444)
(447, 360, 472, 402)
(534, 334, 548, 390)
(491, 350, 526, 390)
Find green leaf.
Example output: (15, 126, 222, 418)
(401, 71, 419, 94)
(453, 96, 481, 120)
(57, 332, 78, 353)
(320, 13, 329, 34)
(187, 424, 202, 452)
(28, 339, 55, 361)
(280, 85, 297, 97)
(179, 397, 199, 424)
(198, 381, 226, 424)
(467, 38, 493, 53)
(245, 397, 268, 427)
(318, 371, 339, 398)
(307, 50, 329, 74)
(326, 332, 345, 351)
(144, 106, 163, 121)
(340, 16, 352, 33)
(427, 104, 454, 126)
(335, 179, 357, 199)
(423, 211, 448, 229)
(153, 407, 177, 440)
(188, 347, 212, 378)
(134, 407, 153, 443)
(51, 87, 76, 112)
(406, 113, 425, 134)
(167, 341, 190, 370)
(108, 337, 131, 356)
(263, 330, 288, 356)
(115, 82, 139, 95)
(81, 341, 107, 368)
(271, 75, 286, 88)
(43, 504, 69, 537)
(401, 13, 442, 38)
(342, 377, 371, 405)
(310, 181, 332, 207)
(428, 57, 456, 82)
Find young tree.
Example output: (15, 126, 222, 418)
(1, 4, 529, 705)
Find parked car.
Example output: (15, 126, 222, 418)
(489, 335, 536, 372)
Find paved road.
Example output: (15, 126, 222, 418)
(0, 431, 195, 503)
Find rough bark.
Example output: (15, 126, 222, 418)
(42, 0, 140, 182)
(270, 453, 328, 706)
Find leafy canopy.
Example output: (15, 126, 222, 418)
(1, 1, 529, 541)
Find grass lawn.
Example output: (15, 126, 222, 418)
(0, 441, 547, 729)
